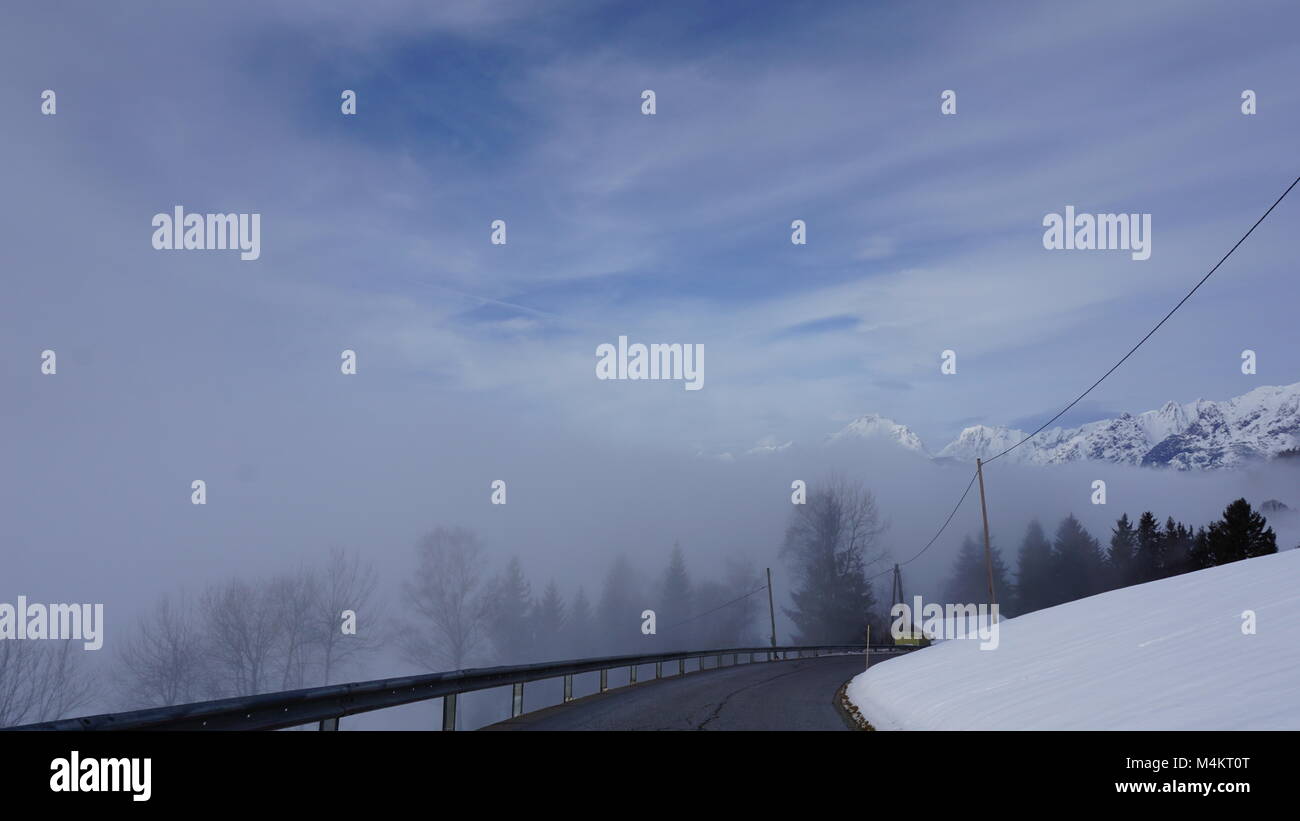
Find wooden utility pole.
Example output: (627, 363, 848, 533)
(889, 563, 907, 638)
(766, 567, 777, 659)
(976, 458, 997, 606)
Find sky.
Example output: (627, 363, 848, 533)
(2, 0, 1298, 701)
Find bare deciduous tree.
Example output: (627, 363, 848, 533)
(781, 474, 889, 643)
(114, 593, 205, 709)
(199, 578, 284, 697)
(115, 550, 386, 708)
(0, 639, 94, 727)
(269, 570, 318, 692)
(401, 527, 489, 671)
(313, 548, 382, 685)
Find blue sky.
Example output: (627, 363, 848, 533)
(2, 0, 1299, 615)
(7, 0, 1297, 454)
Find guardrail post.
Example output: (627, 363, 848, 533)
(732, 653, 738, 666)
(716, 653, 722, 668)
(655, 661, 662, 679)
(600, 669, 608, 693)
(511, 682, 524, 718)
(629, 664, 638, 684)
(442, 694, 457, 731)
(678, 658, 685, 676)
(318, 716, 339, 731)
(749, 652, 755, 663)
(563, 674, 574, 702)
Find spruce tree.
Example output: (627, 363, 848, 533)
(1191, 498, 1278, 568)
(943, 536, 986, 605)
(780, 477, 886, 643)
(1015, 520, 1056, 614)
(1132, 511, 1163, 584)
(1051, 515, 1106, 604)
(532, 580, 567, 661)
(1106, 513, 1138, 589)
(1189, 527, 1211, 571)
(566, 586, 594, 657)
(659, 543, 693, 649)
(485, 556, 533, 663)
(1160, 517, 1195, 577)
(943, 535, 1014, 612)
(596, 554, 643, 653)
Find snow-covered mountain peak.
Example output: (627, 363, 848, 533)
(937, 424, 1030, 463)
(829, 413, 930, 454)
(833, 382, 1300, 471)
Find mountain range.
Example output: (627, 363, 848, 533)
(829, 382, 1300, 471)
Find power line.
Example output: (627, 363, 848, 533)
(669, 177, 1297, 612)
(667, 583, 769, 630)
(985, 174, 1300, 465)
(871, 172, 1298, 582)
(867, 468, 980, 582)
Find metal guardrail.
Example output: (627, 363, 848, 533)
(10, 643, 914, 731)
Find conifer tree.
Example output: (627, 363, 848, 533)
(596, 555, 643, 653)
(1160, 517, 1195, 577)
(566, 586, 594, 657)
(780, 477, 886, 643)
(531, 580, 567, 661)
(485, 556, 533, 663)
(1106, 513, 1138, 589)
(944, 534, 1014, 612)
(1190, 498, 1277, 568)
(1132, 511, 1163, 584)
(659, 543, 693, 650)
(1051, 514, 1106, 604)
(1014, 520, 1056, 614)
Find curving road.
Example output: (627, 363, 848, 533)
(483, 653, 872, 731)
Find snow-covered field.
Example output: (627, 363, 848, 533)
(847, 549, 1300, 730)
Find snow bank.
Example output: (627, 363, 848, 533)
(847, 549, 1300, 730)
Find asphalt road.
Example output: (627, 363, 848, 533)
(483, 653, 869, 731)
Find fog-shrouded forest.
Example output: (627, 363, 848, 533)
(5, 0, 1300, 742)
(4, 430, 1294, 729)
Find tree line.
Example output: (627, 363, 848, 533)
(0, 526, 773, 727)
(944, 497, 1281, 616)
(770, 479, 1286, 648)
(398, 526, 765, 675)
(0, 547, 382, 725)
(2, 487, 1282, 726)
(113, 548, 384, 709)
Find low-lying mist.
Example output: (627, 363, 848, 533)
(7, 380, 1295, 728)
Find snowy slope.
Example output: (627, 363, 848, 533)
(846, 549, 1300, 730)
